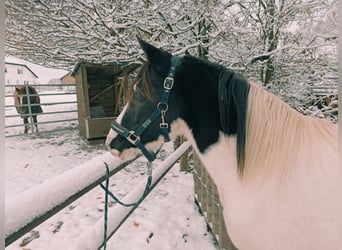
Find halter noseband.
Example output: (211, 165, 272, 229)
(110, 56, 181, 162)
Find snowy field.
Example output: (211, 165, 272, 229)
(5, 92, 218, 250)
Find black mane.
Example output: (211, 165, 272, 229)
(218, 69, 250, 175)
(175, 56, 250, 175)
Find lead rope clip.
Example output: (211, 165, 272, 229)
(147, 161, 152, 176)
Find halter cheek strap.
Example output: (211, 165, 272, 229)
(110, 56, 181, 162)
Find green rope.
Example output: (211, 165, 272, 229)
(103, 163, 109, 250)
(101, 162, 152, 249)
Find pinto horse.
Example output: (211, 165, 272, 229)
(14, 85, 43, 134)
(106, 39, 340, 249)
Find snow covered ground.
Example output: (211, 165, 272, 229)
(5, 92, 218, 250)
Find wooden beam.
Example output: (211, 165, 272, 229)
(89, 84, 115, 103)
(114, 71, 127, 116)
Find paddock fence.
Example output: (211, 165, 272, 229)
(5, 142, 191, 249)
(5, 141, 237, 250)
(175, 136, 236, 250)
(5, 83, 78, 137)
(192, 153, 236, 250)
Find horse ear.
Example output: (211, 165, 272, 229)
(137, 37, 171, 72)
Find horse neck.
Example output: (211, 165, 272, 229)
(172, 59, 223, 152)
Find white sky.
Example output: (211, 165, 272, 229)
(5, 55, 69, 84)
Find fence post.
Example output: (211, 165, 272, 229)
(178, 136, 190, 172)
(24, 82, 36, 133)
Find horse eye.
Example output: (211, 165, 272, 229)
(133, 83, 145, 99)
(134, 89, 145, 99)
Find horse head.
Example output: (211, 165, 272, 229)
(106, 38, 185, 160)
(14, 86, 27, 114)
(105, 38, 249, 168)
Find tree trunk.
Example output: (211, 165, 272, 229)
(197, 17, 209, 59)
(262, 0, 278, 86)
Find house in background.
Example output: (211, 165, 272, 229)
(5, 62, 39, 93)
(60, 72, 75, 85)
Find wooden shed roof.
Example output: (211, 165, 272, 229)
(71, 61, 140, 77)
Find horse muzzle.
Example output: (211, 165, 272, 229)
(105, 128, 138, 159)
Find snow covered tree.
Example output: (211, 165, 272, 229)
(5, 0, 337, 120)
(207, 0, 338, 121)
(5, 0, 210, 69)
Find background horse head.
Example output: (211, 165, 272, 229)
(14, 85, 43, 134)
(106, 39, 339, 249)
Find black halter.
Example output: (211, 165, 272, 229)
(110, 56, 181, 162)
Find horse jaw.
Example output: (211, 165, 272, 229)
(108, 135, 165, 161)
(116, 119, 190, 160)
(105, 104, 128, 153)
(105, 103, 166, 160)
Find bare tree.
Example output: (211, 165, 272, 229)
(5, 0, 337, 120)
(207, 0, 337, 120)
(5, 0, 206, 69)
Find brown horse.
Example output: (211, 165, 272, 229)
(14, 86, 43, 134)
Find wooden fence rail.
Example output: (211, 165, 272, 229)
(5, 142, 191, 248)
(192, 153, 236, 250)
(70, 142, 191, 250)
(5, 153, 137, 246)
(6, 140, 236, 249)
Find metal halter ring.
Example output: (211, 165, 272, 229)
(157, 102, 168, 112)
(127, 131, 140, 145)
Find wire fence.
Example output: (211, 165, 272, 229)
(5, 83, 78, 137)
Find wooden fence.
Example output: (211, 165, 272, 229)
(192, 153, 237, 250)
(6, 136, 237, 249)
(176, 136, 236, 250)
(5, 142, 191, 249)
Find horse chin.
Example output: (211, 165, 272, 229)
(114, 148, 141, 161)
(109, 136, 165, 161)
(121, 148, 141, 160)
(105, 129, 117, 150)
(108, 148, 121, 158)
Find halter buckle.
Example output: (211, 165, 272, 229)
(163, 77, 174, 90)
(127, 131, 140, 145)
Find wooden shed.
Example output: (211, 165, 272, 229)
(72, 62, 139, 139)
